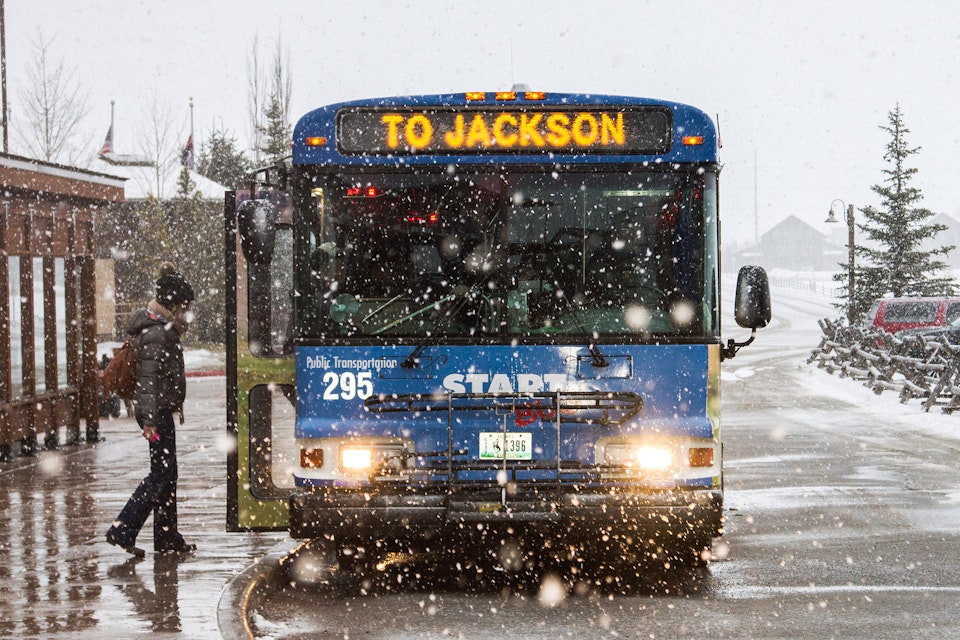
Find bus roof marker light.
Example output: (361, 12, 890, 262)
(681, 135, 704, 146)
(495, 91, 516, 101)
(524, 91, 546, 100)
(305, 136, 327, 146)
(465, 92, 486, 101)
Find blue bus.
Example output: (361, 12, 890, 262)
(226, 90, 770, 569)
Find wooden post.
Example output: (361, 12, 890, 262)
(19, 253, 36, 456)
(0, 202, 9, 460)
(42, 255, 58, 448)
(79, 256, 99, 442)
(64, 250, 80, 445)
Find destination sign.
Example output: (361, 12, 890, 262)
(336, 106, 672, 155)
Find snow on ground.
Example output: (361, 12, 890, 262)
(724, 269, 960, 446)
(799, 354, 960, 443)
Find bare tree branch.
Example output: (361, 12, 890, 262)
(246, 35, 266, 166)
(137, 99, 179, 198)
(13, 29, 91, 165)
(270, 40, 292, 130)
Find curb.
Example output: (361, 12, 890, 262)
(186, 369, 225, 378)
(217, 546, 287, 640)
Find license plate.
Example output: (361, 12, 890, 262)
(479, 432, 532, 460)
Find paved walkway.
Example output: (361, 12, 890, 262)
(0, 376, 287, 639)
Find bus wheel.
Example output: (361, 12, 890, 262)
(669, 537, 713, 567)
(281, 539, 342, 590)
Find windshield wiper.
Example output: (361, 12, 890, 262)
(361, 293, 405, 324)
(396, 283, 481, 368)
(556, 290, 609, 368)
(587, 341, 609, 368)
(395, 283, 608, 369)
(401, 342, 429, 369)
(370, 289, 460, 336)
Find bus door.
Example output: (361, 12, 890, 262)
(226, 185, 296, 532)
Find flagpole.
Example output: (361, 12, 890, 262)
(1, 0, 8, 153)
(180, 98, 196, 170)
(189, 97, 194, 170)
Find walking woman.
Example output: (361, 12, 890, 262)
(106, 263, 197, 557)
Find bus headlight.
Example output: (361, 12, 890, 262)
(296, 437, 415, 480)
(604, 443, 673, 471)
(633, 445, 674, 470)
(338, 441, 410, 473)
(340, 447, 373, 470)
(595, 436, 719, 481)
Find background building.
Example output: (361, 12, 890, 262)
(726, 215, 843, 273)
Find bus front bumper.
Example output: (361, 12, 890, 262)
(288, 488, 723, 540)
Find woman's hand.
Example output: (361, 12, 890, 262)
(142, 425, 159, 442)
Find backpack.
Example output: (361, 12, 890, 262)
(101, 339, 137, 400)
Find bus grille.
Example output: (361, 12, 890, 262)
(362, 391, 643, 489)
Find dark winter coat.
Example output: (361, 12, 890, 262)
(126, 307, 186, 425)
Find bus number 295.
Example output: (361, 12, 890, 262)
(322, 371, 373, 400)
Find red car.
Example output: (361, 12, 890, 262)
(863, 297, 960, 334)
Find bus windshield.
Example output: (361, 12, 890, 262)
(299, 167, 717, 340)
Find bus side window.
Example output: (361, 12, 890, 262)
(246, 228, 294, 357)
(271, 228, 294, 354)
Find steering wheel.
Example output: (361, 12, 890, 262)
(632, 284, 669, 307)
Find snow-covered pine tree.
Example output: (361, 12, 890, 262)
(258, 92, 292, 166)
(836, 104, 956, 323)
(196, 129, 252, 190)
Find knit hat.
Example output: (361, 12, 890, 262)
(155, 262, 195, 307)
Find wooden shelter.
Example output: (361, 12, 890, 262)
(0, 153, 124, 458)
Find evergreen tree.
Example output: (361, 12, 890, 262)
(168, 167, 225, 344)
(837, 105, 956, 323)
(256, 44, 292, 165)
(175, 165, 197, 198)
(196, 128, 253, 190)
(97, 169, 224, 343)
(257, 93, 292, 165)
(100, 194, 174, 311)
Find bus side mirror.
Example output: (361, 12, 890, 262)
(735, 265, 771, 329)
(237, 199, 277, 265)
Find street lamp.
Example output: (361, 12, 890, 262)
(825, 199, 855, 325)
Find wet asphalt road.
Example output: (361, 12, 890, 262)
(247, 289, 960, 640)
(0, 376, 287, 640)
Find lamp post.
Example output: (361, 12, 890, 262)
(825, 199, 855, 324)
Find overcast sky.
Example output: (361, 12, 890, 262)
(6, 0, 960, 245)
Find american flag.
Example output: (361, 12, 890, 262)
(181, 134, 194, 169)
(99, 125, 113, 157)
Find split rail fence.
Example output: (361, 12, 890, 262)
(808, 318, 960, 413)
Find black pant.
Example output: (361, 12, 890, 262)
(113, 409, 185, 551)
